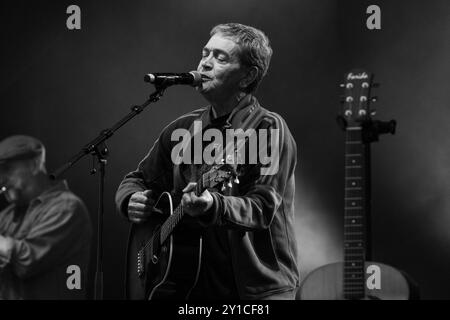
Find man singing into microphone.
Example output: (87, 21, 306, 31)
(116, 23, 299, 300)
(0, 135, 92, 299)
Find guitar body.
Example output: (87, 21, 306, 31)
(125, 192, 203, 300)
(299, 262, 412, 300)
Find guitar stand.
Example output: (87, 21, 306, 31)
(49, 85, 168, 299)
(362, 119, 397, 143)
(336, 116, 396, 142)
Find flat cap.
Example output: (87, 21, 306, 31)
(0, 135, 45, 164)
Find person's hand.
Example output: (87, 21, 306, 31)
(127, 190, 163, 224)
(182, 182, 213, 217)
(0, 235, 14, 258)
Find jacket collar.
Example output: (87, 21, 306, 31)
(33, 180, 69, 204)
(199, 94, 259, 130)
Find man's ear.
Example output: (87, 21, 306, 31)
(30, 156, 45, 175)
(30, 158, 40, 175)
(240, 66, 258, 90)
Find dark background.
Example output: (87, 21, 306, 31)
(1, 0, 449, 299)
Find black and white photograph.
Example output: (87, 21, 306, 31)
(0, 0, 449, 309)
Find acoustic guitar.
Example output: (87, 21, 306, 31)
(298, 69, 418, 300)
(125, 163, 238, 300)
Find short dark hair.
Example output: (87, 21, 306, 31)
(210, 23, 273, 93)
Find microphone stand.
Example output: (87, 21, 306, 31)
(50, 85, 168, 300)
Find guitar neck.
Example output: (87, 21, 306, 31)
(343, 126, 371, 298)
(159, 176, 205, 243)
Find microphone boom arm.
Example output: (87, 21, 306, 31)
(49, 87, 166, 179)
(49, 85, 167, 300)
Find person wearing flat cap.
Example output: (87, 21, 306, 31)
(0, 135, 92, 299)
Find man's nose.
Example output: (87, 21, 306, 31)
(199, 56, 213, 71)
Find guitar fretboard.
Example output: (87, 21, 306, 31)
(343, 127, 368, 299)
(159, 177, 204, 244)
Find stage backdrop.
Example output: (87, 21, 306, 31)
(1, 0, 449, 299)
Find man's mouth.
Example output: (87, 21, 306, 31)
(200, 74, 212, 81)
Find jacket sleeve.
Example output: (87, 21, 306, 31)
(1, 197, 91, 279)
(199, 113, 297, 230)
(115, 130, 174, 218)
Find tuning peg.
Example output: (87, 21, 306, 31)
(371, 96, 378, 102)
(221, 183, 226, 192)
(370, 109, 377, 116)
(339, 83, 345, 88)
(227, 180, 233, 188)
(234, 177, 240, 184)
(340, 94, 355, 101)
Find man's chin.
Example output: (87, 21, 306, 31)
(197, 82, 208, 91)
(197, 86, 213, 99)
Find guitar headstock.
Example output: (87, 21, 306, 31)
(202, 162, 240, 192)
(338, 69, 378, 129)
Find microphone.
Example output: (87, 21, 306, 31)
(144, 71, 203, 87)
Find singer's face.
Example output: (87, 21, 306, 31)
(197, 34, 247, 101)
(0, 160, 37, 205)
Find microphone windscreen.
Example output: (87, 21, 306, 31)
(189, 71, 203, 86)
(143, 74, 155, 83)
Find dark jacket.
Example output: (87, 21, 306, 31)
(115, 95, 299, 299)
(0, 180, 92, 299)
